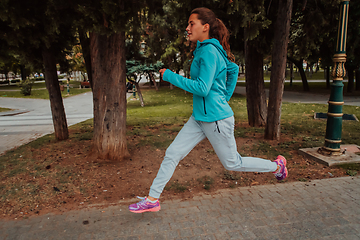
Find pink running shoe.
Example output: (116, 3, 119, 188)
(129, 197, 161, 213)
(273, 155, 288, 181)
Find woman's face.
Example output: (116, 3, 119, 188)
(186, 14, 209, 43)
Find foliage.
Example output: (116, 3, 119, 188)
(126, 60, 163, 82)
(66, 41, 86, 73)
(19, 79, 34, 96)
(289, 0, 340, 66)
(346, 0, 360, 69)
(0, 0, 78, 70)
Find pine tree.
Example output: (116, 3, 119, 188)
(0, 0, 78, 140)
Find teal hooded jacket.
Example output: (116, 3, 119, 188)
(163, 38, 240, 122)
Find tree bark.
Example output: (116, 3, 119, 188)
(346, 67, 354, 93)
(42, 47, 69, 140)
(245, 38, 267, 127)
(148, 72, 158, 91)
(289, 62, 293, 87)
(5, 73, 9, 85)
(326, 66, 331, 89)
(134, 81, 145, 107)
(356, 68, 360, 91)
(265, 0, 293, 140)
(20, 65, 26, 81)
(79, 30, 93, 88)
(287, 56, 310, 91)
(90, 32, 129, 160)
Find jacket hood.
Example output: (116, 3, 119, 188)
(196, 38, 229, 63)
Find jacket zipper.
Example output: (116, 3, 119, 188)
(203, 97, 207, 114)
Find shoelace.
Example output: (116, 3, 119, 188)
(135, 196, 147, 207)
(274, 164, 283, 176)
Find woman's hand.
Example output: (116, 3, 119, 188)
(159, 68, 167, 78)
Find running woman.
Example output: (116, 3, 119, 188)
(129, 7, 288, 213)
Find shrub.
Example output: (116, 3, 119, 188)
(19, 79, 34, 96)
(197, 175, 214, 190)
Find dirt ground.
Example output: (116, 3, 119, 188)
(0, 127, 350, 220)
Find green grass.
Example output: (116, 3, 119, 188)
(126, 87, 360, 151)
(223, 170, 241, 180)
(0, 107, 12, 112)
(197, 175, 214, 190)
(164, 181, 188, 193)
(0, 81, 91, 99)
(2, 85, 359, 156)
(237, 70, 360, 96)
(127, 88, 193, 125)
(239, 70, 341, 81)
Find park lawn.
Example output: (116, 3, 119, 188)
(238, 70, 331, 80)
(0, 82, 91, 99)
(0, 82, 46, 90)
(237, 78, 360, 96)
(0, 88, 92, 99)
(0, 107, 12, 112)
(0, 87, 359, 220)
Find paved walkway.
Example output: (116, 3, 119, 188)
(0, 91, 135, 155)
(0, 176, 359, 240)
(0, 92, 94, 155)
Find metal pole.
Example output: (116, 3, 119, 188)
(132, 84, 136, 99)
(67, 79, 70, 96)
(320, 0, 350, 155)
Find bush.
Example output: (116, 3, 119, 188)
(19, 79, 34, 96)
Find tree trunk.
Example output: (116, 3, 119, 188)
(265, 0, 293, 140)
(346, 67, 354, 93)
(289, 62, 293, 87)
(287, 56, 310, 91)
(42, 47, 69, 140)
(20, 65, 26, 81)
(5, 73, 9, 85)
(245, 37, 267, 127)
(148, 72, 158, 91)
(326, 66, 331, 89)
(356, 68, 360, 91)
(90, 32, 129, 160)
(79, 30, 93, 88)
(134, 80, 145, 107)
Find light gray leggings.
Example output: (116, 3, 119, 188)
(149, 115, 277, 199)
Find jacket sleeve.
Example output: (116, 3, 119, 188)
(163, 50, 217, 97)
(225, 62, 239, 101)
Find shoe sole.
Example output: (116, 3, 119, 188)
(129, 205, 161, 213)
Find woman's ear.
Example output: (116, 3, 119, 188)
(203, 23, 210, 32)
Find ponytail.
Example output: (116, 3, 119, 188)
(191, 8, 235, 62)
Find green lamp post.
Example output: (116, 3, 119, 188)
(320, 0, 350, 155)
